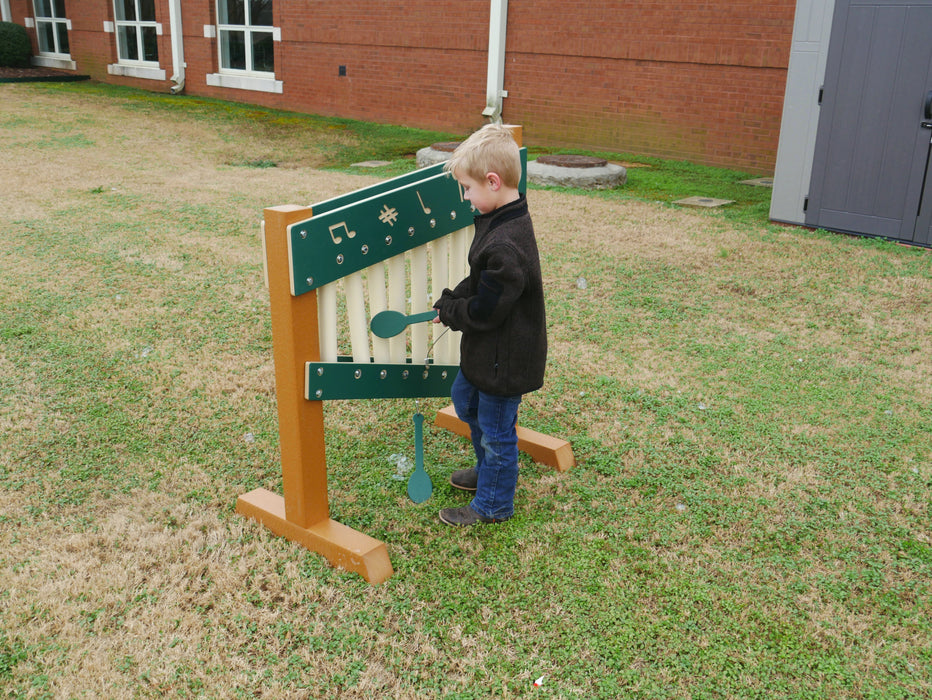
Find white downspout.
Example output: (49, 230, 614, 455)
(168, 0, 185, 93)
(1, 0, 12, 23)
(482, 0, 508, 121)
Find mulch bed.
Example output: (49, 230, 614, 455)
(0, 65, 90, 83)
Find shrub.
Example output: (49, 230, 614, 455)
(0, 22, 32, 68)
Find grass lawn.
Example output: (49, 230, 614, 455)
(1, 82, 930, 698)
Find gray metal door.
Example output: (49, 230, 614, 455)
(806, 0, 932, 246)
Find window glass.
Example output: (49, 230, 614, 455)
(139, 0, 155, 21)
(53, 0, 66, 17)
(56, 21, 69, 53)
(219, 0, 245, 25)
(117, 26, 138, 60)
(37, 22, 54, 51)
(251, 0, 272, 26)
(35, 0, 52, 18)
(142, 27, 158, 61)
(252, 31, 273, 72)
(115, 0, 135, 21)
(220, 30, 246, 71)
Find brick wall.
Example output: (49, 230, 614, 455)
(8, 0, 795, 172)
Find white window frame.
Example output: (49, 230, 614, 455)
(107, 0, 166, 81)
(114, 0, 160, 66)
(32, 0, 72, 65)
(206, 0, 282, 94)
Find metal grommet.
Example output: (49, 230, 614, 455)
(379, 369, 387, 379)
(354, 369, 362, 379)
(336, 254, 344, 264)
(361, 244, 369, 254)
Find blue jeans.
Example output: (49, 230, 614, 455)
(450, 371, 523, 520)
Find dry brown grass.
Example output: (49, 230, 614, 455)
(1, 83, 930, 698)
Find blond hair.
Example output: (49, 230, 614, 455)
(443, 123, 521, 188)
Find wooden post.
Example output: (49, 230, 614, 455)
(236, 205, 393, 585)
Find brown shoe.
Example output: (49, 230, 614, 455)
(438, 505, 509, 527)
(450, 468, 478, 492)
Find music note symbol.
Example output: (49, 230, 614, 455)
(416, 191, 431, 214)
(328, 221, 356, 245)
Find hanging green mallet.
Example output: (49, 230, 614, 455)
(370, 309, 438, 338)
(408, 412, 432, 503)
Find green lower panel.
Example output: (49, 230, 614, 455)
(305, 360, 459, 400)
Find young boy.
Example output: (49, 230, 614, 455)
(432, 124, 547, 526)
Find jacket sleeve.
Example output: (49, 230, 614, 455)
(434, 243, 526, 333)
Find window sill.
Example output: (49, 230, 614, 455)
(32, 56, 76, 70)
(206, 72, 282, 94)
(108, 64, 166, 81)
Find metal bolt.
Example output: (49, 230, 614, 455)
(441, 370, 448, 379)
(336, 254, 344, 264)
(385, 235, 392, 245)
(379, 369, 387, 379)
(354, 369, 362, 379)
(450, 211, 456, 220)
(306, 277, 314, 286)
(422, 370, 429, 380)
(300, 229, 307, 239)
(408, 226, 415, 236)
(315, 389, 323, 398)
(402, 370, 409, 379)
(429, 218, 436, 228)
(361, 244, 369, 254)
(317, 367, 324, 376)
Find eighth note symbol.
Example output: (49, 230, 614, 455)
(416, 191, 431, 215)
(328, 221, 356, 244)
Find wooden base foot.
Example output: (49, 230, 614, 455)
(434, 404, 575, 472)
(236, 488, 394, 584)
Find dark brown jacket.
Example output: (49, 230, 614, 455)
(434, 195, 547, 396)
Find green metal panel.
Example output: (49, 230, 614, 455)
(306, 359, 459, 400)
(289, 171, 474, 296)
(288, 149, 527, 297)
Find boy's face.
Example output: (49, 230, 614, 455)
(455, 171, 498, 215)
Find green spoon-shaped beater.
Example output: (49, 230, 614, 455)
(370, 309, 438, 338)
(408, 413, 432, 503)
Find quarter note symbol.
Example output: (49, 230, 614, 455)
(328, 221, 356, 245)
(416, 191, 431, 215)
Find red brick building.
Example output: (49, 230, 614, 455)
(2, 1, 795, 173)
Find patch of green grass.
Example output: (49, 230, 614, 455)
(33, 81, 776, 224)
(1, 83, 929, 699)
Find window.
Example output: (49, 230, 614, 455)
(217, 0, 274, 74)
(33, 0, 69, 57)
(207, 0, 281, 93)
(114, 0, 159, 64)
